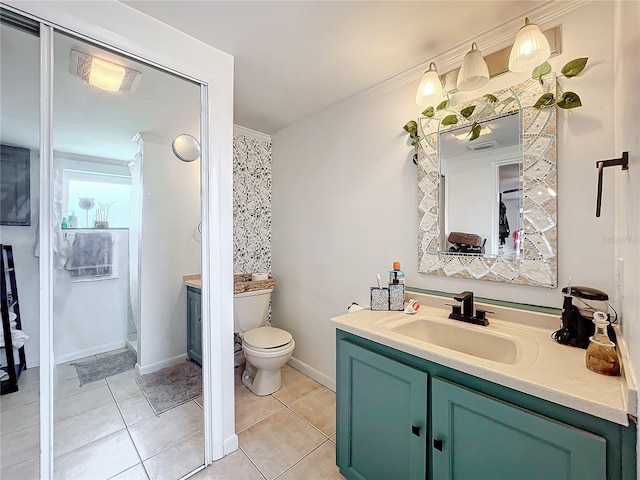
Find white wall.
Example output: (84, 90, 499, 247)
(53, 229, 129, 363)
(443, 152, 495, 250)
(272, 2, 618, 384)
(613, 0, 640, 471)
(137, 136, 201, 373)
(0, 150, 40, 366)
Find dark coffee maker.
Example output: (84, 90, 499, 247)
(552, 285, 611, 349)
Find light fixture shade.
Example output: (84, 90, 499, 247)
(89, 57, 125, 92)
(508, 18, 550, 72)
(416, 62, 444, 107)
(457, 42, 489, 91)
(70, 50, 142, 93)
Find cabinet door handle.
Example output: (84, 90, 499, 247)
(411, 425, 420, 437)
(433, 439, 443, 451)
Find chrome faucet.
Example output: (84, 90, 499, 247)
(447, 291, 492, 326)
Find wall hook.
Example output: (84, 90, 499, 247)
(595, 152, 629, 217)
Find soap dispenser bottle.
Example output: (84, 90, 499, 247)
(388, 261, 405, 311)
(388, 261, 405, 285)
(585, 311, 620, 376)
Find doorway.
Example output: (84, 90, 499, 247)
(0, 3, 236, 478)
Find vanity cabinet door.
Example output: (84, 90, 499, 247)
(431, 377, 606, 480)
(337, 340, 428, 480)
(186, 287, 202, 366)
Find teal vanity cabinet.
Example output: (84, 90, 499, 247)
(336, 330, 636, 480)
(337, 340, 428, 480)
(432, 378, 605, 480)
(186, 286, 202, 366)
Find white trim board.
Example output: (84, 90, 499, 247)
(54, 341, 127, 365)
(135, 353, 189, 376)
(287, 356, 336, 392)
(233, 125, 271, 143)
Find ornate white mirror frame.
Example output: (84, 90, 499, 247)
(417, 74, 557, 288)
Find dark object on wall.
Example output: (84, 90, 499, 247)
(595, 152, 629, 217)
(0, 144, 30, 226)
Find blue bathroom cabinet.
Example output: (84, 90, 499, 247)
(336, 330, 636, 480)
(186, 286, 202, 366)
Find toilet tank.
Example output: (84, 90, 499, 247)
(233, 288, 273, 333)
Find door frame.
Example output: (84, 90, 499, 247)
(2, 1, 236, 478)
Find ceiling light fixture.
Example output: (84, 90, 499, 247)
(457, 42, 489, 91)
(508, 18, 551, 73)
(70, 50, 142, 93)
(415, 62, 444, 107)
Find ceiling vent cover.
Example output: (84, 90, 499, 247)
(467, 141, 497, 151)
(70, 50, 142, 93)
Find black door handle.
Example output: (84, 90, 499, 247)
(433, 438, 443, 451)
(411, 425, 420, 437)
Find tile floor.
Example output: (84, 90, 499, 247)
(1, 355, 343, 480)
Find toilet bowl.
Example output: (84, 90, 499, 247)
(234, 285, 295, 396)
(241, 326, 295, 395)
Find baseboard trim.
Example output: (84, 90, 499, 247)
(287, 356, 336, 392)
(223, 434, 239, 456)
(136, 353, 188, 375)
(54, 340, 126, 365)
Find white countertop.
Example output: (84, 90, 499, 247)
(331, 292, 637, 426)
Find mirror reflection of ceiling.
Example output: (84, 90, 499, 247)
(124, 1, 546, 134)
(439, 114, 520, 161)
(1, 25, 200, 162)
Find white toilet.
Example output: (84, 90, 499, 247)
(234, 288, 295, 395)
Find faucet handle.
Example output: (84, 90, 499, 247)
(445, 303, 462, 315)
(475, 309, 494, 325)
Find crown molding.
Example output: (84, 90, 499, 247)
(132, 132, 171, 146)
(366, 1, 589, 97)
(233, 124, 271, 143)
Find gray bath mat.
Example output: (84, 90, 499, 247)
(136, 361, 202, 415)
(74, 349, 137, 385)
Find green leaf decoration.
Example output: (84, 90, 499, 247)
(484, 94, 498, 103)
(469, 122, 482, 141)
(422, 106, 435, 118)
(460, 105, 476, 118)
(441, 114, 458, 126)
(532, 62, 552, 80)
(403, 120, 418, 135)
(561, 57, 588, 78)
(410, 137, 420, 146)
(533, 93, 556, 109)
(436, 100, 449, 111)
(556, 91, 582, 109)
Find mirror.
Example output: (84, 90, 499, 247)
(417, 75, 557, 288)
(439, 111, 522, 257)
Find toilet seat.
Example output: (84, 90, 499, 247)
(243, 326, 293, 351)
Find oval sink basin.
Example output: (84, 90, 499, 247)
(388, 318, 527, 364)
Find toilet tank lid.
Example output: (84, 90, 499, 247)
(244, 326, 292, 349)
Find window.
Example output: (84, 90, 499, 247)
(62, 169, 132, 228)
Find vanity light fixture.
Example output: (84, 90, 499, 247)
(508, 18, 551, 73)
(70, 50, 142, 93)
(457, 42, 489, 91)
(416, 62, 444, 107)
